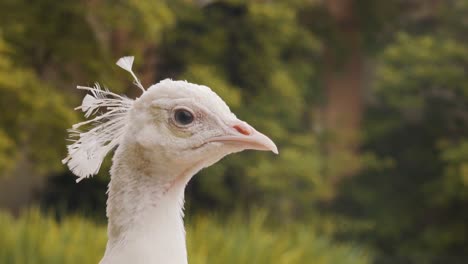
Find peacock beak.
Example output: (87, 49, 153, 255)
(207, 120, 278, 154)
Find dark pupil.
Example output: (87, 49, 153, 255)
(175, 109, 194, 125)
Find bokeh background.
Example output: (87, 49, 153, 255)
(1, 0, 467, 263)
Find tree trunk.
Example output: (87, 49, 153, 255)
(323, 0, 364, 180)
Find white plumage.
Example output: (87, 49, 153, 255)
(63, 56, 277, 264)
(62, 83, 132, 181)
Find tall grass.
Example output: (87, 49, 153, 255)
(0, 209, 106, 264)
(0, 209, 370, 264)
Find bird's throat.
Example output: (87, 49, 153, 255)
(100, 144, 189, 264)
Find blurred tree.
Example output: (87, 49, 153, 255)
(0, 35, 76, 211)
(0, 0, 174, 210)
(155, 0, 330, 218)
(0, 38, 75, 176)
(321, 0, 365, 179)
(1, 0, 467, 262)
(298, 0, 468, 262)
(332, 19, 468, 264)
(298, 0, 405, 179)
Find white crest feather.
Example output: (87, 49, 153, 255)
(116, 56, 134, 72)
(63, 83, 133, 182)
(116, 56, 145, 92)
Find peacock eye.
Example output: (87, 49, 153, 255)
(174, 108, 195, 126)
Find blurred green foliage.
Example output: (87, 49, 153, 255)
(0, 209, 370, 264)
(158, 1, 324, 217)
(0, 0, 467, 263)
(0, 38, 76, 175)
(332, 25, 468, 264)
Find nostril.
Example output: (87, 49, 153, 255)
(233, 124, 251, 136)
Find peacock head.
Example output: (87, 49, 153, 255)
(63, 56, 277, 183)
(129, 79, 277, 169)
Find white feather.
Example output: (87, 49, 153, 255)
(81, 94, 96, 113)
(116, 56, 134, 72)
(116, 56, 145, 92)
(64, 56, 145, 182)
(63, 83, 133, 182)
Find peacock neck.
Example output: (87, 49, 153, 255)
(100, 143, 189, 264)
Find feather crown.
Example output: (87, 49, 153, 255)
(63, 56, 143, 182)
